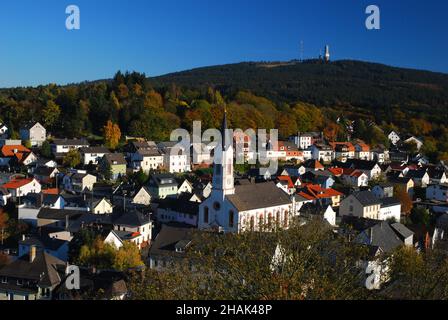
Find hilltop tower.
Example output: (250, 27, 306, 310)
(324, 45, 330, 62)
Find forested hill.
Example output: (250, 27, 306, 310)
(150, 60, 448, 122)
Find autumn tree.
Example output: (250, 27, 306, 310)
(0, 210, 8, 245)
(103, 120, 121, 149)
(113, 242, 144, 271)
(394, 186, 413, 215)
(63, 149, 81, 168)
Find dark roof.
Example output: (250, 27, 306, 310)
(346, 159, 379, 170)
(355, 221, 404, 253)
(103, 153, 127, 165)
(380, 197, 401, 208)
(137, 149, 163, 157)
(352, 191, 382, 206)
(0, 250, 65, 287)
(37, 208, 85, 220)
(406, 170, 428, 179)
(23, 193, 61, 208)
(156, 197, 200, 216)
(33, 166, 57, 176)
(149, 174, 177, 187)
(19, 234, 67, 251)
(149, 224, 194, 258)
(390, 223, 414, 239)
(226, 181, 291, 211)
(79, 146, 110, 154)
(113, 210, 150, 227)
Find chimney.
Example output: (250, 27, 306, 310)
(29, 245, 36, 263)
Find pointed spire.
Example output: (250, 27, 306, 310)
(221, 105, 229, 149)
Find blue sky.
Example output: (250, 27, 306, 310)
(0, 0, 447, 87)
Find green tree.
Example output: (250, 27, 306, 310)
(63, 149, 81, 168)
(40, 141, 52, 158)
(41, 100, 61, 128)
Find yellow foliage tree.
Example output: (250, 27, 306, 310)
(103, 120, 121, 149)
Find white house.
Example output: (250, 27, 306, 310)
(80, 146, 110, 165)
(132, 186, 152, 206)
(2, 178, 41, 199)
(310, 144, 333, 163)
(112, 210, 152, 249)
(20, 122, 46, 147)
(158, 142, 190, 173)
(130, 148, 164, 173)
(379, 198, 402, 222)
(294, 133, 313, 150)
(388, 131, 401, 146)
(339, 191, 382, 220)
(51, 139, 89, 158)
(341, 169, 369, 187)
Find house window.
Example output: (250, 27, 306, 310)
(1, 277, 7, 284)
(204, 207, 209, 223)
(17, 279, 23, 286)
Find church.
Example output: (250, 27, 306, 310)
(198, 110, 293, 233)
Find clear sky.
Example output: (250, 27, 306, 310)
(0, 0, 447, 87)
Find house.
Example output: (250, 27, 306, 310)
(0, 123, 8, 138)
(0, 248, 66, 300)
(112, 209, 152, 249)
(155, 196, 200, 226)
(148, 173, 178, 199)
(131, 148, 164, 173)
(276, 141, 303, 162)
(0, 145, 31, 168)
(247, 168, 273, 181)
(32, 166, 59, 184)
(379, 197, 402, 222)
(427, 168, 448, 185)
(426, 184, 448, 202)
(100, 153, 127, 180)
(11, 151, 38, 167)
(63, 172, 97, 192)
(403, 135, 424, 151)
(310, 144, 333, 164)
(2, 178, 41, 199)
(51, 139, 89, 159)
(148, 224, 194, 270)
(372, 183, 394, 199)
(329, 142, 355, 162)
(18, 193, 65, 226)
(371, 146, 390, 164)
(338, 159, 382, 180)
(302, 159, 324, 172)
(354, 141, 371, 161)
(300, 171, 335, 189)
(158, 141, 190, 173)
(18, 234, 69, 262)
(297, 184, 343, 208)
(405, 169, 430, 187)
(340, 191, 382, 220)
(80, 146, 110, 165)
(178, 179, 194, 195)
(88, 197, 113, 214)
(294, 132, 314, 150)
(276, 176, 296, 195)
(0, 188, 11, 206)
(388, 131, 401, 146)
(389, 176, 415, 196)
(20, 122, 46, 147)
(341, 169, 369, 187)
(132, 186, 152, 206)
(341, 216, 412, 290)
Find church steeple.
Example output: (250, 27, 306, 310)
(212, 106, 235, 199)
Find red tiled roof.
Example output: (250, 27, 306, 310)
(297, 184, 343, 200)
(42, 188, 59, 195)
(277, 176, 294, 189)
(2, 178, 34, 189)
(328, 167, 343, 176)
(329, 142, 355, 152)
(1, 145, 31, 157)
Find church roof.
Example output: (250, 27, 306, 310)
(226, 181, 291, 212)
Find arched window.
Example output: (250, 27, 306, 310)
(276, 211, 281, 226)
(204, 207, 209, 223)
(229, 210, 235, 228)
(259, 214, 264, 230)
(250, 216, 255, 231)
(283, 210, 289, 228)
(268, 213, 273, 228)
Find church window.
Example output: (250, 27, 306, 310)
(229, 210, 235, 228)
(213, 202, 221, 211)
(250, 216, 255, 231)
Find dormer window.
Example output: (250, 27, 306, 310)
(1, 276, 7, 284)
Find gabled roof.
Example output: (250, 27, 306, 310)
(0, 250, 65, 287)
(406, 169, 428, 179)
(79, 146, 110, 154)
(351, 191, 382, 206)
(276, 176, 294, 189)
(380, 197, 401, 208)
(226, 182, 291, 212)
(303, 159, 324, 170)
(113, 210, 150, 227)
(52, 139, 89, 146)
(149, 224, 194, 257)
(0, 145, 30, 157)
(345, 159, 379, 171)
(103, 153, 127, 165)
(2, 178, 36, 190)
